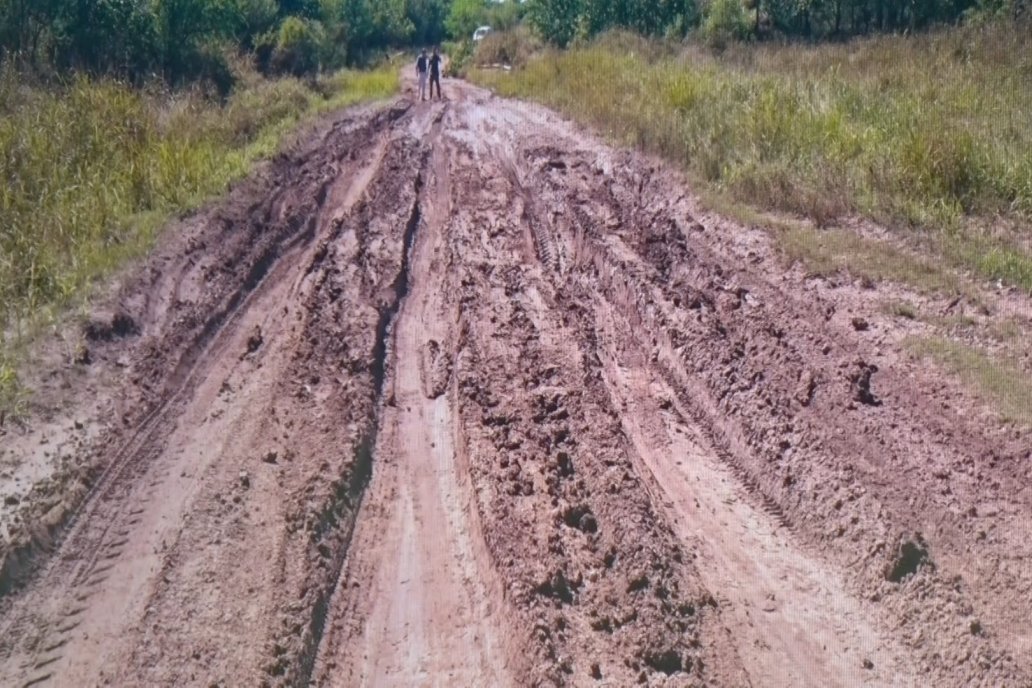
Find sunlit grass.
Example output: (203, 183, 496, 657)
(472, 23, 1032, 293)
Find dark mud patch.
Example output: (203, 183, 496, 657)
(83, 312, 139, 342)
(886, 535, 933, 583)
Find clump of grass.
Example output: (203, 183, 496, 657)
(0, 353, 23, 420)
(906, 337, 1032, 427)
(883, 300, 919, 320)
(696, 186, 964, 293)
(0, 63, 397, 409)
(472, 22, 1032, 292)
(987, 317, 1026, 343)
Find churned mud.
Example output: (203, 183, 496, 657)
(0, 77, 1030, 688)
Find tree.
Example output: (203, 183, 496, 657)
(407, 0, 447, 46)
(527, 0, 583, 46)
(703, 0, 749, 46)
(526, 0, 701, 45)
(446, 0, 487, 40)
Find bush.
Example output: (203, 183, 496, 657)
(443, 39, 474, 76)
(268, 16, 326, 76)
(473, 27, 542, 68)
(703, 0, 750, 49)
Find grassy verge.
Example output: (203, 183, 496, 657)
(696, 187, 970, 295)
(0, 63, 398, 413)
(906, 337, 1032, 428)
(470, 24, 1032, 293)
(778, 226, 963, 293)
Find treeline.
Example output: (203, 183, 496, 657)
(0, 0, 450, 86)
(2, 0, 1028, 84)
(752, 0, 1028, 37)
(526, 0, 1029, 45)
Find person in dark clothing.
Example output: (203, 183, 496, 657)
(428, 47, 442, 100)
(416, 49, 429, 101)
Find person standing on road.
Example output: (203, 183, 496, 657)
(416, 49, 429, 101)
(429, 47, 443, 100)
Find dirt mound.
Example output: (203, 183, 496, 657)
(1, 79, 1030, 688)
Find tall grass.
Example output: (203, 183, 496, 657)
(472, 24, 1032, 291)
(0, 63, 397, 410)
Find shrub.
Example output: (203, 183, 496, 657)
(703, 0, 750, 49)
(473, 27, 543, 68)
(269, 16, 326, 76)
(443, 39, 474, 76)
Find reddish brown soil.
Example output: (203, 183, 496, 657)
(1, 79, 1030, 688)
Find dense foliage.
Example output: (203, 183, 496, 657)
(525, 0, 1029, 44)
(0, 0, 451, 83)
(3, 0, 1027, 81)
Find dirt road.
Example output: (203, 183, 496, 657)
(1, 77, 1030, 687)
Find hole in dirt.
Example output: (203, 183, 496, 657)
(84, 312, 139, 342)
(886, 536, 932, 582)
(561, 504, 597, 533)
(644, 649, 683, 675)
(556, 451, 574, 478)
(626, 575, 649, 593)
(535, 570, 576, 604)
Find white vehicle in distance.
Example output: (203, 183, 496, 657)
(473, 26, 493, 42)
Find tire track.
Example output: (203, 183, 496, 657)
(0, 106, 410, 688)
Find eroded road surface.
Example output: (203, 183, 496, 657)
(2, 79, 1031, 687)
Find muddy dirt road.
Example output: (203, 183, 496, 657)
(1, 78, 1030, 687)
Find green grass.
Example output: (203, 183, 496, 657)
(0, 357, 21, 419)
(0, 63, 397, 412)
(882, 300, 919, 320)
(471, 23, 1032, 293)
(907, 337, 1032, 427)
(778, 226, 964, 293)
(694, 186, 969, 295)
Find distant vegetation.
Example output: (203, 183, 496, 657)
(4, 0, 1025, 121)
(0, 0, 451, 86)
(524, 0, 1028, 46)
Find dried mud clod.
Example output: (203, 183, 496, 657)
(244, 325, 264, 357)
(419, 338, 452, 399)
